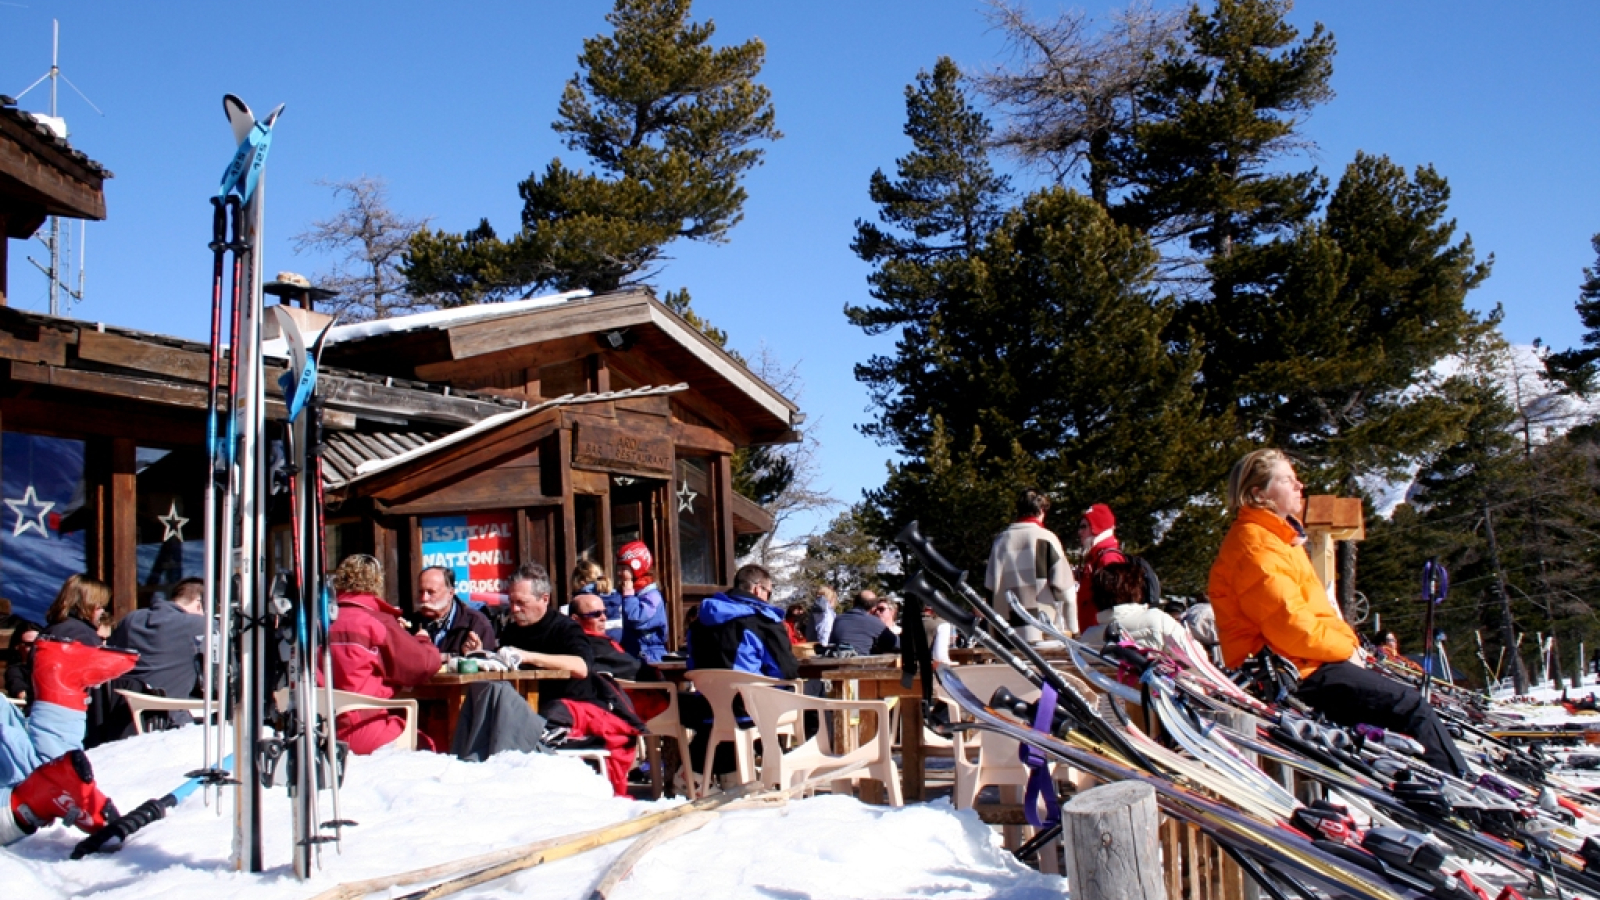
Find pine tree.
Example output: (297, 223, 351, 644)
(403, 0, 780, 304)
(848, 57, 1011, 457)
(1545, 233, 1600, 396)
(792, 504, 888, 597)
(1208, 153, 1493, 488)
(1115, 0, 1334, 258)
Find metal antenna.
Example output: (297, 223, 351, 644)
(16, 19, 102, 316)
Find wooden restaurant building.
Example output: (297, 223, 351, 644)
(0, 278, 800, 645)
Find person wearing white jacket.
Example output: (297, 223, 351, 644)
(985, 489, 1078, 640)
(1078, 562, 1186, 650)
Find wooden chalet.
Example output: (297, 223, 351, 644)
(0, 287, 798, 650)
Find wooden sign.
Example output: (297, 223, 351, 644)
(572, 421, 673, 478)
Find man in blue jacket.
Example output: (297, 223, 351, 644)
(687, 564, 799, 679)
(683, 564, 799, 779)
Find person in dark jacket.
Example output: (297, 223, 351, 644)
(498, 563, 640, 796)
(687, 565, 800, 678)
(413, 566, 498, 657)
(106, 578, 208, 733)
(829, 590, 899, 655)
(684, 564, 800, 777)
(42, 575, 111, 648)
(4, 621, 40, 702)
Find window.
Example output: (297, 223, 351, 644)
(134, 447, 206, 607)
(1, 434, 88, 624)
(676, 456, 716, 586)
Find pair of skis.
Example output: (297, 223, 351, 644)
(893, 522, 1568, 900)
(197, 93, 345, 879)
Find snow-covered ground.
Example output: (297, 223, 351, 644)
(1, 727, 1064, 900)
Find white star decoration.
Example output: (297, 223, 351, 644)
(159, 500, 189, 542)
(677, 481, 698, 515)
(5, 485, 55, 538)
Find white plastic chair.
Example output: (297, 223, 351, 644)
(616, 679, 696, 798)
(739, 683, 903, 806)
(683, 669, 800, 792)
(938, 665, 1047, 810)
(116, 689, 206, 735)
(276, 687, 419, 752)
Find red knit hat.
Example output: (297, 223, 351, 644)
(1081, 503, 1115, 535)
(618, 541, 653, 578)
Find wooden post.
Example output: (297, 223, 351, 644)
(1062, 781, 1165, 900)
(109, 438, 138, 621)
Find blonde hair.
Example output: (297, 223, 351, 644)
(572, 558, 611, 594)
(1226, 448, 1291, 516)
(46, 573, 111, 625)
(332, 554, 385, 596)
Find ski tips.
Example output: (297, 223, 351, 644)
(223, 94, 254, 144)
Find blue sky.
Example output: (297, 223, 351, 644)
(3, 1, 1597, 539)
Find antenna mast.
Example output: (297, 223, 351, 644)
(15, 20, 102, 316)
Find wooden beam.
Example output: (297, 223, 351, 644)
(110, 438, 138, 620)
(671, 420, 734, 455)
(716, 453, 735, 588)
(446, 293, 652, 362)
(605, 350, 752, 447)
(76, 329, 209, 381)
(414, 333, 599, 383)
(5, 360, 356, 427)
(0, 121, 107, 221)
(0, 396, 204, 445)
(0, 210, 7, 305)
(360, 416, 560, 501)
(557, 426, 577, 609)
(0, 324, 66, 365)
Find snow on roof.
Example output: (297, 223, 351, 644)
(257, 289, 589, 360)
(345, 383, 689, 486)
(321, 289, 591, 345)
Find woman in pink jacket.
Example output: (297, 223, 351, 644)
(328, 555, 441, 753)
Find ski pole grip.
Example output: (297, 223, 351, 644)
(894, 521, 966, 586)
(70, 795, 173, 859)
(904, 570, 975, 630)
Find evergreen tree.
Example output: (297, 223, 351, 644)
(792, 504, 888, 598)
(403, 0, 780, 303)
(1545, 233, 1600, 396)
(859, 188, 1232, 581)
(1115, 0, 1334, 258)
(1207, 153, 1493, 488)
(848, 56, 1011, 457)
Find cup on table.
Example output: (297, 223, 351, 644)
(457, 658, 479, 674)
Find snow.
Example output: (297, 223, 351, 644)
(1, 727, 1062, 900)
(320, 290, 592, 346)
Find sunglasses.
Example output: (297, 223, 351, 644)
(574, 610, 608, 619)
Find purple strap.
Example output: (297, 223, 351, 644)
(1018, 682, 1061, 830)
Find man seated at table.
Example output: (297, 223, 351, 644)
(101, 577, 209, 740)
(413, 566, 498, 657)
(497, 563, 641, 796)
(683, 564, 800, 779)
(828, 589, 899, 656)
(570, 592, 640, 681)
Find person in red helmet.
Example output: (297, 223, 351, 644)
(1076, 503, 1126, 616)
(616, 541, 668, 663)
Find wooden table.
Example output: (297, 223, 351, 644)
(653, 655, 928, 803)
(398, 668, 572, 750)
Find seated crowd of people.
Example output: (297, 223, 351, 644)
(0, 446, 1474, 849)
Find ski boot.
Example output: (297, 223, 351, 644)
(32, 637, 139, 712)
(3, 750, 118, 843)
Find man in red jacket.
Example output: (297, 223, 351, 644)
(328, 555, 442, 754)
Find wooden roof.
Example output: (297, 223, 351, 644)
(319, 289, 801, 445)
(0, 97, 109, 238)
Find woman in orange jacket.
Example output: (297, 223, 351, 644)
(1208, 449, 1468, 777)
